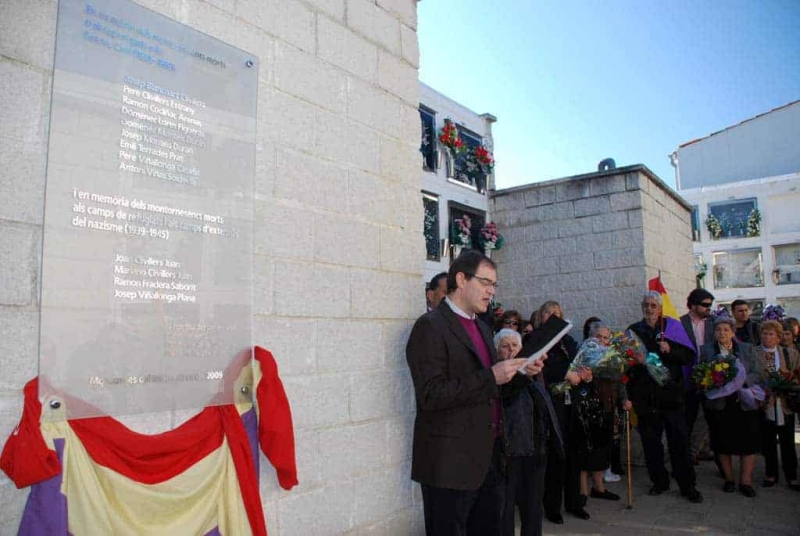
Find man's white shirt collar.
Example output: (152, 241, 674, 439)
(445, 296, 474, 320)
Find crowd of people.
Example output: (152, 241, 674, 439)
(409, 251, 800, 536)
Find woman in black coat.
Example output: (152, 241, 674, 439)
(699, 316, 763, 497)
(534, 301, 583, 523)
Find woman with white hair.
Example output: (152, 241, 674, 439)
(495, 329, 561, 536)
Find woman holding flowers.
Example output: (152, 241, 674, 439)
(757, 321, 800, 491)
(699, 316, 763, 497)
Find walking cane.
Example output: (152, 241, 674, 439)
(625, 409, 633, 509)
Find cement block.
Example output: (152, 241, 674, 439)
(377, 0, 418, 29)
(378, 50, 418, 105)
(0, 224, 36, 306)
(347, 77, 402, 137)
(277, 481, 354, 535)
(253, 254, 275, 315)
(351, 269, 420, 320)
(557, 217, 593, 238)
(385, 414, 414, 464)
(282, 374, 351, 429)
(253, 200, 314, 261)
(318, 421, 386, 480)
(0, 60, 48, 144)
(179, 0, 235, 44)
(253, 316, 317, 374)
(574, 195, 610, 217)
(0, 471, 28, 536)
(523, 185, 556, 207)
(316, 319, 384, 372)
(628, 209, 644, 228)
(379, 136, 419, 182)
(261, 88, 319, 152)
(236, 0, 315, 53)
(559, 252, 594, 274)
(0, 0, 57, 71)
(352, 505, 424, 535)
(610, 190, 643, 212)
(556, 180, 590, 202)
(523, 221, 560, 241)
(274, 261, 351, 317)
(612, 228, 644, 249)
(274, 42, 347, 114)
(316, 110, 381, 173)
(347, 0, 401, 54)
(275, 147, 349, 212)
(315, 212, 380, 269)
(303, 0, 346, 21)
(592, 212, 629, 232)
(380, 226, 423, 274)
(400, 24, 419, 67)
(589, 175, 626, 196)
(318, 15, 379, 83)
(383, 319, 414, 369)
(349, 170, 404, 227)
(539, 237, 577, 257)
(353, 464, 413, 526)
(0, 135, 46, 226)
(350, 369, 413, 421)
(575, 232, 613, 253)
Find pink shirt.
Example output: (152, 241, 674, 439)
(456, 315, 500, 438)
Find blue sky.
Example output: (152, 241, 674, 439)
(417, 0, 800, 190)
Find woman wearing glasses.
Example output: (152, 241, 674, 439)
(495, 310, 523, 334)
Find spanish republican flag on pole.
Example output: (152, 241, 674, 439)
(648, 275, 680, 319)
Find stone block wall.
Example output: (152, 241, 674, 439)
(490, 166, 694, 335)
(0, 0, 424, 534)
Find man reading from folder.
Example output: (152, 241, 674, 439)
(406, 250, 543, 536)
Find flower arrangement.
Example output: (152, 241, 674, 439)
(705, 213, 723, 239)
(761, 303, 786, 322)
(478, 221, 504, 251)
(466, 145, 495, 175)
(692, 356, 738, 392)
(570, 332, 644, 380)
(438, 119, 465, 155)
(450, 214, 472, 247)
(711, 304, 731, 319)
(747, 208, 761, 237)
(695, 261, 707, 281)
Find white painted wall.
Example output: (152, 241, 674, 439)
(676, 101, 800, 190)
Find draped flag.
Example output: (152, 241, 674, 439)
(648, 275, 695, 351)
(1, 347, 297, 536)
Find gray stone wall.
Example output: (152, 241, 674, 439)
(491, 166, 694, 334)
(0, 0, 424, 534)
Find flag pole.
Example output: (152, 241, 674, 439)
(626, 409, 633, 509)
(658, 270, 665, 336)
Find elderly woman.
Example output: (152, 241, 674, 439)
(758, 320, 800, 491)
(699, 316, 762, 497)
(495, 309, 523, 334)
(494, 329, 561, 536)
(564, 322, 623, 512)
(535, 301, 581, 524)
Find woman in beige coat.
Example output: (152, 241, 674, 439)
(758, 320, 800, 491)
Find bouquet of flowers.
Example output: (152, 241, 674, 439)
(693, 356, 738, 392)
(478, 222, 504, 250)
(767, 368, 800, 413)
(705, 213, 723, 239)
(450, 214, 472, 247)
(570, 331, 644, 380)
(761, 303, 786, 322)
(438, 119, 465, 155)
(466, 145, 495, 175)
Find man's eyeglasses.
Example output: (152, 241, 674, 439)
(503, 319, 519, 326)
(473, 275, 499, 289)
(698, 302, 713, 308)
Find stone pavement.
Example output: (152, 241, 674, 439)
(541, 444, 800, 535)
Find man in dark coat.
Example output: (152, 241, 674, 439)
(680, 288, 716, 460)
(406, 251, 542, 535)
(626, 291, 703, 504)
(732, 299, 760, 345)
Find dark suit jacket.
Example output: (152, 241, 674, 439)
(406, 300, 499, 490)
(680, 313, 715, 355)
(698, 341, 761, 411)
